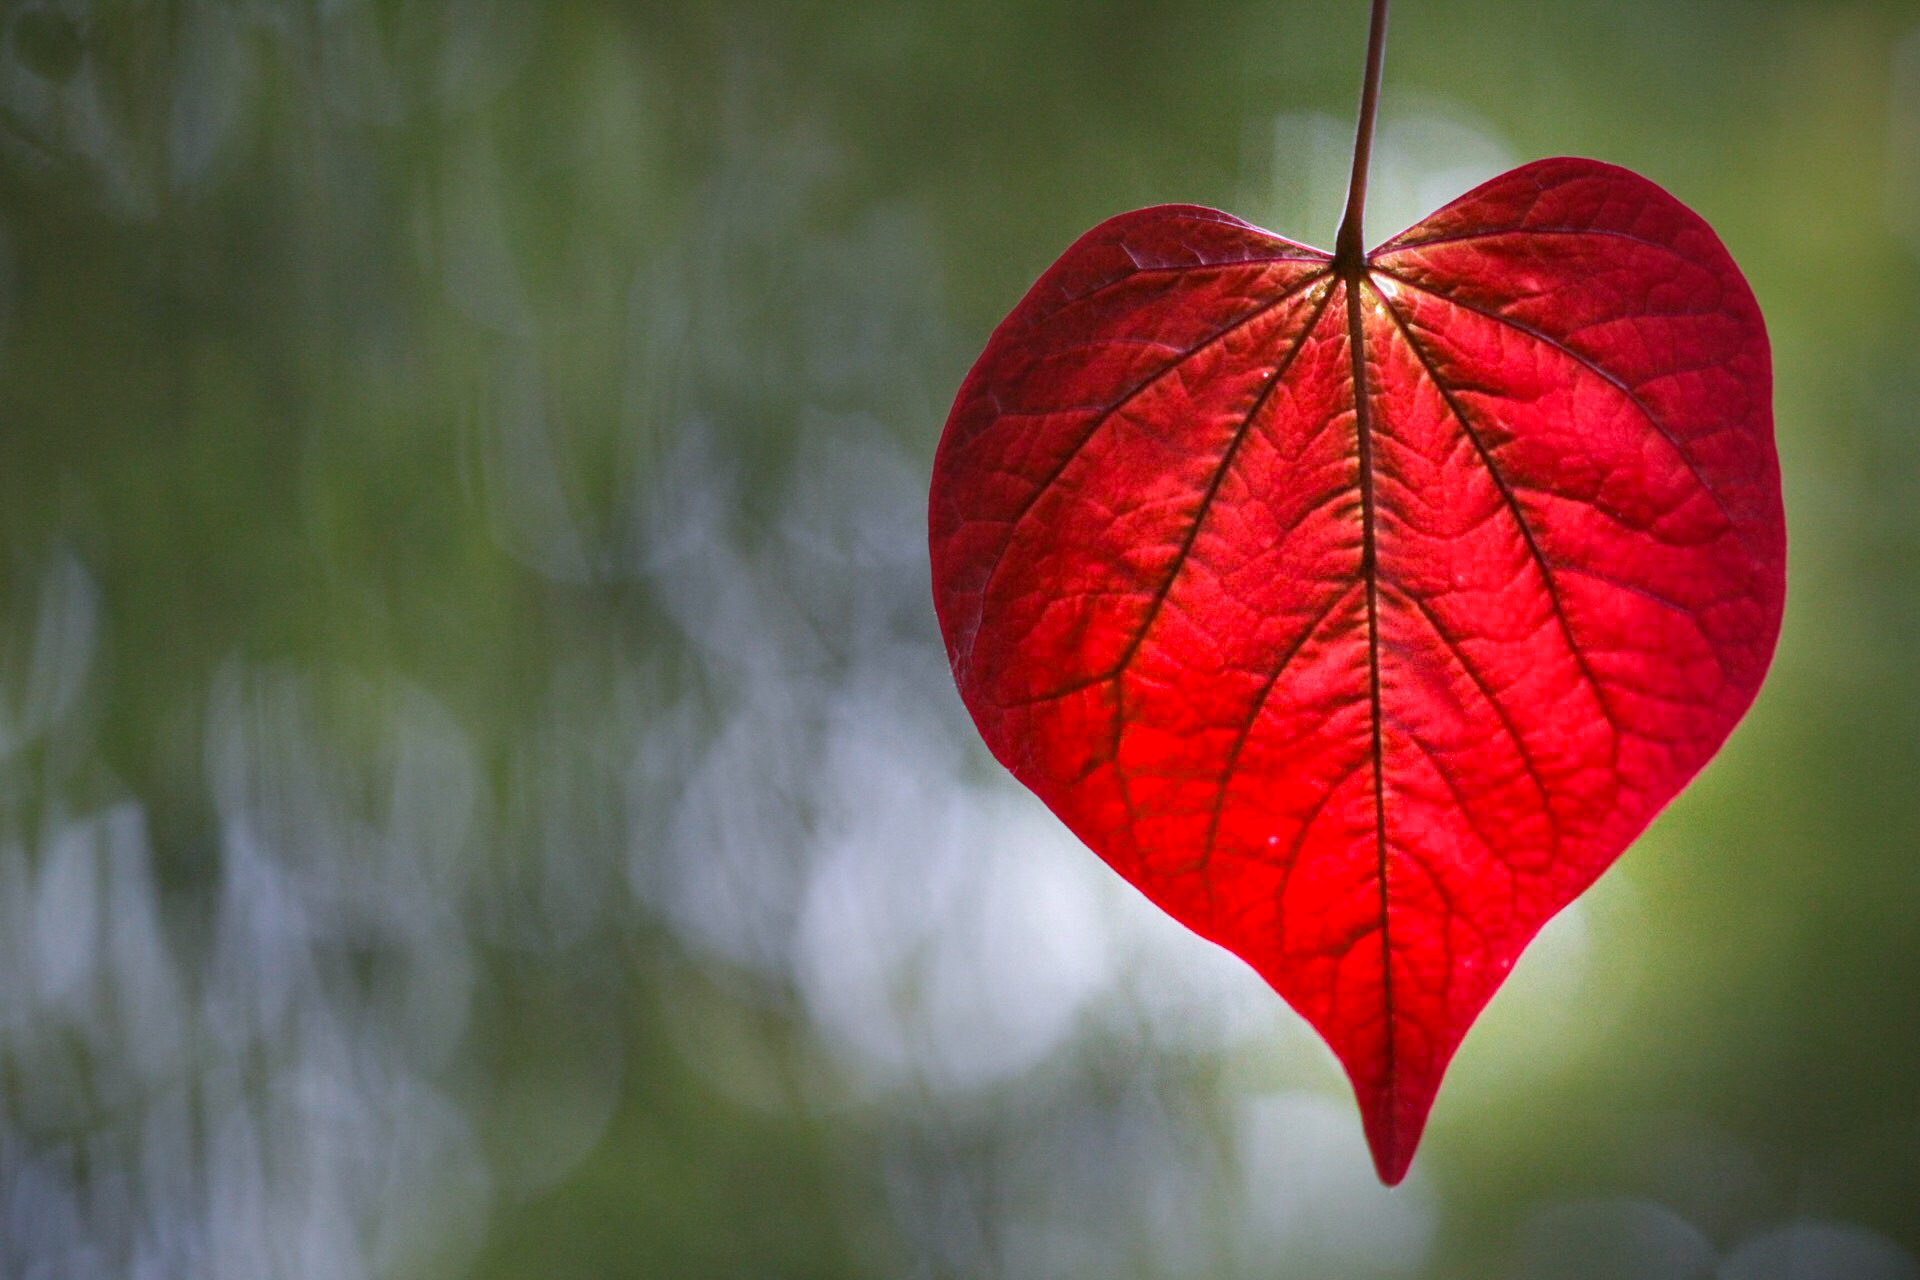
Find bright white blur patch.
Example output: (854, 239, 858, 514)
(793, 724, 1113, 1094)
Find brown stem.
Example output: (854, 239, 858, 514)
(1333, 0, 1391, 276)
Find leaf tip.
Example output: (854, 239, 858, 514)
(1369, 1137, 1415, 1188)
(1359, 1083, 1432, 1187)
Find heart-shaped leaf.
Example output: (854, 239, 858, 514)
(928, 157, 1784, 1183)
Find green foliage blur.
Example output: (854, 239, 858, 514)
(0, 1, 1916, 1277)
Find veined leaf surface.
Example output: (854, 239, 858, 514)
(928, 158, 1785, 1184)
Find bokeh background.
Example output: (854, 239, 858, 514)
(0, 0, 1915, 1276)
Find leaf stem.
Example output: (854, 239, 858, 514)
(1334, 0, 1391, 275)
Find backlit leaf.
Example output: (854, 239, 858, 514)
(928, 158, 1785, 1183)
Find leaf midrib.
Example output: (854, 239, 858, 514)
(1343, 270, 1398, 1157)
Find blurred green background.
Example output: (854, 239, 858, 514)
(0, 0, 1915, 1276)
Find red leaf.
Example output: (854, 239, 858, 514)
(927, 158, 1785, 1184)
